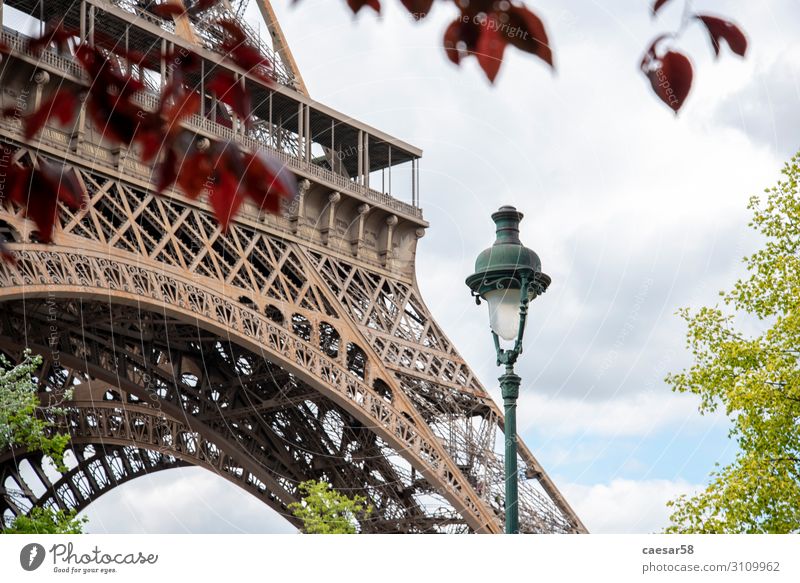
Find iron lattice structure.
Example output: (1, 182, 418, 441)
(0, 0, 586, 533)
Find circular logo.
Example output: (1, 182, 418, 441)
(19, 543, 46, 571)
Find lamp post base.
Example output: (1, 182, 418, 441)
(499, 370, 521, 534)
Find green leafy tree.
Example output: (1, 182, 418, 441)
(0, 350, 70, 470)
(3, 507, 87, 535)
(1, 350, 84, 534)
(288, 480, 372, 534)
(665, 153, 800, 533)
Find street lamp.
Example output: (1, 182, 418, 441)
(465, 205, 551, 534)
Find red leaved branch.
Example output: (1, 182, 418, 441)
(0, 13, 296, 252)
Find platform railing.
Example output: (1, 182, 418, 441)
(0, 27, 423, 220)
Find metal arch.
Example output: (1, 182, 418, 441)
(0, 398, 309, 527)
(0, 300, 462, 532)
(1, 444, 189, 521)
(0, 350, 306, 526)
(0, 285, 491, 532)
(0, 331, 444, 532)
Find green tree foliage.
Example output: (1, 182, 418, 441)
(288, 480, 372, 534)
(1, 350, 84, 535)
(665, 153, 800, 533)
(0, 350, 70, 471)
(3, 507, 87, 534)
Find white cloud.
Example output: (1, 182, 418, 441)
(561, 478, 702, 533)
(515, 390, 723, 438)
(81, 468, 295, 534)
(715, 47, 800, 157)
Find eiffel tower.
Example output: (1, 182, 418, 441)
(0, 0, 585, 533)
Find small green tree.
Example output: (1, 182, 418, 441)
(0, 350, 70, 470)
(3, 507, 87, 534)
(288, 480, 372, 534)
(1, 350, 83, 534)
(665, 152, 800, 533)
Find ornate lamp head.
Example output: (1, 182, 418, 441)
(465, 206, 551, 344)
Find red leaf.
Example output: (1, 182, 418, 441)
(505, 5, 553, 68)
(137, 89, 199, 163)
(28, 22, 76, 55)
(443, 7, 550, 79)
(74, 44, 149, 146)
(6, 164, 33, 209)
(443, 16, 482, 65)
(156, 148, 179, 194)
(228, 44, 273, 83)
(85, 96, 141, 145)
(652, 0, 673, 16)
(151, 2, 186, 19)
(11, 159, 87, 243)
(58, 169, 86, 210)
(75, 45, 145, 99)
(476, 15, 507, 83)
(400, 0, 433, 19)
(647, 51, 693, 113)
(347, 0, 380, 13)
(0, 239, 16, 265)
(25, 171, 60, 243)
(207, 72, 251, 126)
(24, 90, 79, 140)
(229, 43, 269, 71)
(443, 19, 464, 65)
(695, 15, 747, 58)
(215, 20, 273, 84)
(207, 169, 243, 232)
(177, 151, 214, 200)
(37, 159, 86, 210)
(138, 132, 163, 165)
(187, 0, 222, 15)
(215, 107, 233, 129)
(166, 48, 201, 74)
(242, 152, 297, 213)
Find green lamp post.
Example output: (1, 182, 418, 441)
(465, 205, 551, 534)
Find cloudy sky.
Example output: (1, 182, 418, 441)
(76, 0, 800, 534)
